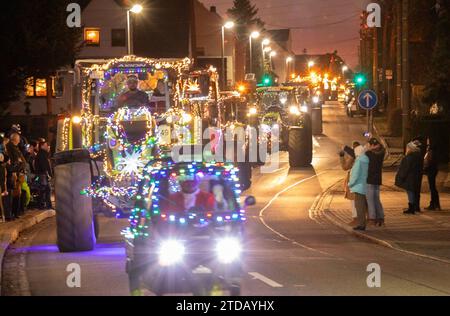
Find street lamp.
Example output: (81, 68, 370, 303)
(249, 31, 260, 74)
(308, 60, 315, 68)
(342, 65, 349, 73)
(221, 21, 235, 89)
(127, 4, 143, 55)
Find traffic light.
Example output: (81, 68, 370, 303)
(260, 74, 273, 87)
(354, 73, 367, 86)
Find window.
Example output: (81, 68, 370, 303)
(84, 28, 100, 46)
(111, 29, 126, 47)
(25, 77, 55, 97)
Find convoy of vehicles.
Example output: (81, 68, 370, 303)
(52, 55, 318, 295)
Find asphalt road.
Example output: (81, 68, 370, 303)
(3, 103, 450, 296)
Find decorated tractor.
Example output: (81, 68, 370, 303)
(53, 56, 252, 253)
(246, 86, 313, 168)
(124, 158, 255, 296)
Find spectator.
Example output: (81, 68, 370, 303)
(6, 133, 26, 218)
(365, 138, 386, 227)
(339, 145, 357, 225)
(0, 153, 7, 222)
(25, 140, 38, 174)
(348, 145, 369, 231)
(412, 136, 426, 212)
(423, 138, 441, 211)
(35, 141, 53, 209)
(7, 125, 28, 157)
(1, 154, 15, 221)
(395, 141, 422, 214)
(6, 133, 26, 173)
(0, 135, 9, 154)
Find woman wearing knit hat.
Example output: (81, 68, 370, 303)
(395, 141, 423, 214)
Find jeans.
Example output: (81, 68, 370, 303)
(407, 190, 415, 205)
(366, 184, 384, 220)
(354, 193, 368, 228)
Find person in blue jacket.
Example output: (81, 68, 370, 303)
(348, 145, 370, 231)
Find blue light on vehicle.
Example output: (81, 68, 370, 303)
(232, 214, 239, 219)
(179, 218, 186, 224)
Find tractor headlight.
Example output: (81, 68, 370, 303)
(289, 106, 301, 115)
(216, 238, 242, 264)
(158, 240, 185, 266)
(248, 107, 258, 116)
(312, 96, 320, 104)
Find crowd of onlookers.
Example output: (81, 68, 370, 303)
(340, 135, 441, 231)
(0, 124, 54, 223)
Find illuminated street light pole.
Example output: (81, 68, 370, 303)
(127, 4, 143, 55)
(249, 31, 260, 74)
(221, 21, 235, 89)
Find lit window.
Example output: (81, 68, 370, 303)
(25, 77, 55, 97)
(25, 78, 35, 97)
(85, 28, 100, 46)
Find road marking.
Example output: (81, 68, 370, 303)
(258, 171, 333, 256)
(248, 272, 283, 288)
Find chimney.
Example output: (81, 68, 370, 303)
(210, 6, 217, 13)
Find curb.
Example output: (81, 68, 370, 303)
(0, 210, 56, 296)
(314, 181, 450, 265)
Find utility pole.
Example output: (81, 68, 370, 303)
(401, 0, 410, 146)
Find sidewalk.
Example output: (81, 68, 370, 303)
(319, 172, 450, 263)
(0, 209, 55, 295)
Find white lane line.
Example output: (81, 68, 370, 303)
(258, 171, 333, 257)
(248, 272, 283, 288)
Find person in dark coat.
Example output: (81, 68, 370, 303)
(412, 135, 426, 212)
(423, 138, 441, 211)
(395, 141, 423, 214)
(365, 138, 386, 226)
(34, 141, 53, 209)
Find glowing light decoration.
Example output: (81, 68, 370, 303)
(116, 150, 147, 175)
(121, 161, 245, 240)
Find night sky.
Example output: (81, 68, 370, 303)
(199, 0, 371, 69)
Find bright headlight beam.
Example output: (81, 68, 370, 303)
(216, 238, 242, 264)
(289, 106, 301, 115)
(249, 107, 258, 115)
(159, 240, 185, 266)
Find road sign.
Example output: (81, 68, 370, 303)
(358, 90, 378, 110)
